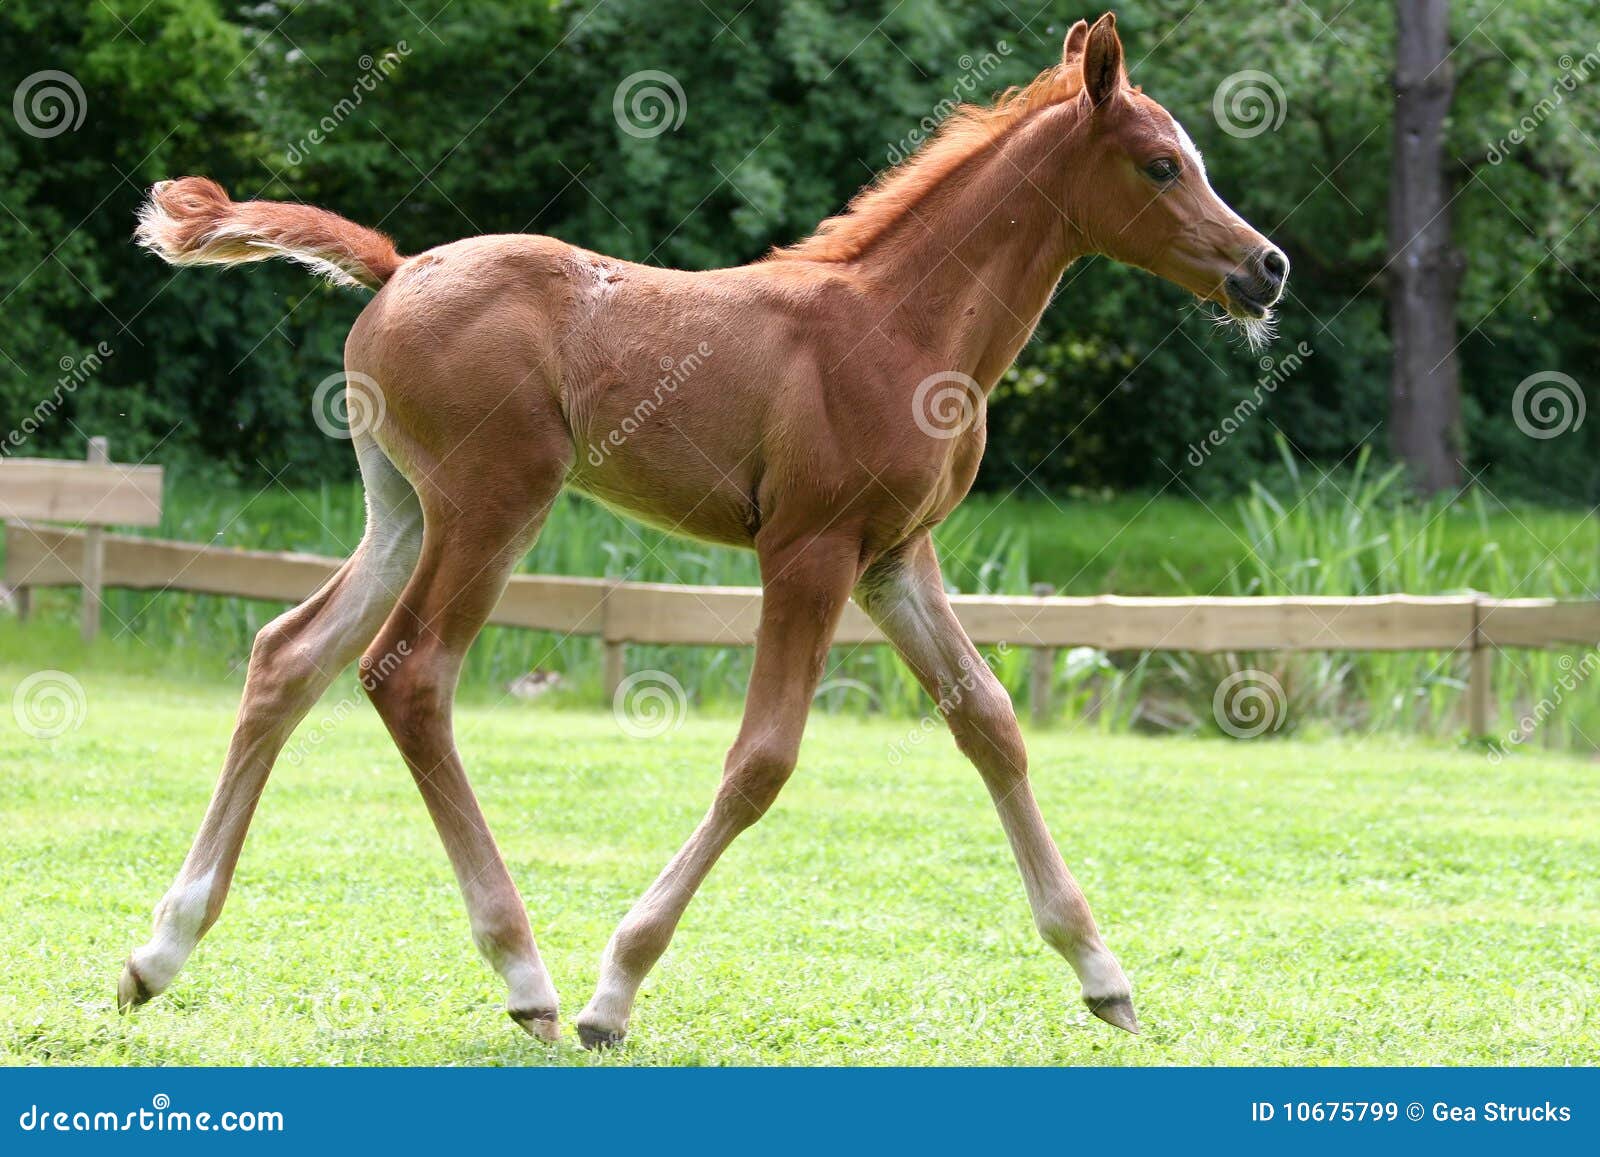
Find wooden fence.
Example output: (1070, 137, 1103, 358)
(0, 440, 163, 641)
(8, 521, 1599, 733)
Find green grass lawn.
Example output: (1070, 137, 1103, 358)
(2, 660, 1596, 1067)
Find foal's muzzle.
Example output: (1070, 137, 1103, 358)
(1224, 245, 1289, 318)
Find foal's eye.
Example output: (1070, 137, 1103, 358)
(1144, 157, 1180, 183)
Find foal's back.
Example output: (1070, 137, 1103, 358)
(348, 232, 934, 550)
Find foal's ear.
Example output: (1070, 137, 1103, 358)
(1082, 12, 1125, 107)
(1062, 19, 1089, 64)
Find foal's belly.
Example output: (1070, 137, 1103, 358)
(566, 463, 758, 549)
(560, 356, 781, 546)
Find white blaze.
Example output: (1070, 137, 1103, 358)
(1171, 115, 1208, 182)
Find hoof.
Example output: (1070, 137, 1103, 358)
(508, 1007, 561, 1044)
(576, 1022, 626, 1051)
(1084, 993, 1140, 1035)
(116, 958, 155, 1012)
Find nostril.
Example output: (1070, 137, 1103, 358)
(1261, 248, 1288, 280)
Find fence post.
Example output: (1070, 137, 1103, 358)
(603, 640, 627, 703)
(1028, 582, 1056, 728)
(601, 579, 626, 704)
(80, 436, 108, 643)
(1468, 595, 1492, 738)
(3, 520, 30, 621)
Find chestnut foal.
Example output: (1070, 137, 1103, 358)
(124, 13, 1286, 1047)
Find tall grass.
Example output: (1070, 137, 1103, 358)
(6, 452, 1594, 750)
(1136, 446, 1599, 749)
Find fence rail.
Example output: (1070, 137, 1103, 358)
(0, 454, 163, 527)
(8, 522, 1599, 732)
(1, 439, 165, 641)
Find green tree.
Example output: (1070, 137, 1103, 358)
(3, 0, 1594, 503)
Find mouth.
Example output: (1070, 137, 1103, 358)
(1208, 277, 1280, 352)
(1223, 278, 1275, 320)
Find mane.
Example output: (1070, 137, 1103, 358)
(773, 64, 1085, 264)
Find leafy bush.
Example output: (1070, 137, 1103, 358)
(2, 1, 1596, 502)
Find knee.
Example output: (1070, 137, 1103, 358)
(945, 679, 1026, 781)
(362, 642, 450, 745)
(713, 738, 798, 828)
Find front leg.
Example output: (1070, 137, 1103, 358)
(576, 531, 863, 1048)
(856, 534, 1138, 1033)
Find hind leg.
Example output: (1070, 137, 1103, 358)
(120, 440, 422, 1007)
(361, 453, 569, 1040)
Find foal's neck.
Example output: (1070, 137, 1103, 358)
(860, 103, 1087, 387)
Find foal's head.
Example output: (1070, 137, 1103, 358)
(1064, 14, 1288, 345)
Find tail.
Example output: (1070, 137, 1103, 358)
(135, 177, 403, 291)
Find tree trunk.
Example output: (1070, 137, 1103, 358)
(1388, 0, 1463, 494)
